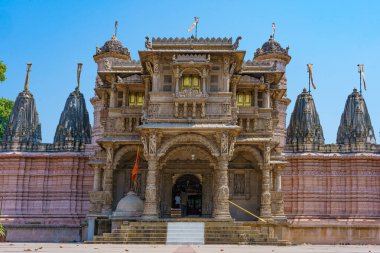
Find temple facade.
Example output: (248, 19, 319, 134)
(0, 30, 379, 244)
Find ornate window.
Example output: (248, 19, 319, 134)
(237, 93, 252, 107)
(181, 75, 200, 91)
(129, 92, 144, 106)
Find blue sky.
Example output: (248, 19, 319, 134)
(1, 0, 380, 143)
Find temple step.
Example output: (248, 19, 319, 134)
(86, 220, 289, 245)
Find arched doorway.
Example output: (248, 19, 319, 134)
(172, 174, 202, 217)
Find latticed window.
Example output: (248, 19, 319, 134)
(237, 93, 252, 107)
(181, 75, 200, 91)
(129, 92, 144, 106)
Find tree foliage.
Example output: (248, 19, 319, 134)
(0, 98, 14, 140)
(0, 61, 6, 82)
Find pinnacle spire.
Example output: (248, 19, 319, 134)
(24, 63, 32, 92)
(286, 89, 324, 147)
(76, 63, 83, 92)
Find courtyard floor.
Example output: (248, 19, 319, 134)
(0, 243, 380, 253)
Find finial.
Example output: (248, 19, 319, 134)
(357, 64, 366, 94)
(77, 63, 83, 92)
(114, 21, 118, 38)
(272, 22, 276, 39)
(24, 63, 32, 92)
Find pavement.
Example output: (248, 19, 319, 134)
(0, 244, 380, 253)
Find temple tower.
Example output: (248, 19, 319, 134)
(337, 88, 376, 146)
(53, 63, 92, 150)
(3, 63, 42, 150)
(286, 88, 324, 151)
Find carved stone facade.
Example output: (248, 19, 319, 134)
(87, 34, 290, 227)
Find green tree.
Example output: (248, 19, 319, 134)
(0, 98, 14, 140)
(0, 61, 6, 82)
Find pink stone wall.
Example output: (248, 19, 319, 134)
(283, 153, 380, 220)
(0, 152, 93, 242)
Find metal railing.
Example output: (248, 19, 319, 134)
(228, 200, 268, 223)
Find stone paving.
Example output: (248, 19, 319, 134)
(0, 243, 380, 253)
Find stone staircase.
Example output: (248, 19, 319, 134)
(89, 220, 289, 245)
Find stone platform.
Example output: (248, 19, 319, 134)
(87, 220, 289, 245)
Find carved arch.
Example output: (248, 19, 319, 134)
(157, 134, 219, 158)
(114, 145, 146, 168)
(231, 145, 263, 164)
(180, 67, 202, 77)
(161, 145, 216, 164)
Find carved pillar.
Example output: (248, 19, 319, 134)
(152, 59, 160, 92)
(184, 102, 188, 117)
(93, 165, 103, 191)
(143, 158, 159, 218)
(264, 85, 270, 109)
(232, 82, 237, 106)
(260, 143, 272, 218)
(275, 169, 282, 192)
(122, 88, 127, 107)
(110, 84, 117, 108)
(192, 102, 196, 118)
(174, 66, 180, 93)
(202, 68, 208, 94)
(253, 87, 259, 107)
(102, 145, 114, 214)
(201, 103, 206, 118)
(143, 77, 150, 107)
(223, 57, 230, 92)
(213, 158, 231, 219)
(174, 102, 179, 118)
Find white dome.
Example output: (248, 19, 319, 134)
(112, 191, 144, 218)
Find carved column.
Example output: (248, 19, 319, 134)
(184, 102, 188, 117)
(93, 165, 103, 191)
(213, 158, 231, 219)
(174, 66, 180, 93)
(254, 87, 258, 114)
(260, 143, 272, 218)
(102, 145, 114, 214)
(264, 85, 270, 109)
(192, 102, 196, 118)
(275, 169, 281, 192)
(122, 88, 127, 107)
(202, 68, 208, 94)
(143, 158, 159, 218)
(110, 83, 117, 108)
(152, 58, 160, 92)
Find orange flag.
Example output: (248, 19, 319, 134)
(131, 146, 140, 183)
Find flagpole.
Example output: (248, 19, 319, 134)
(358, 64, 362, 95)
(195, 20, 198, 39)
(308, 66, 311, 95)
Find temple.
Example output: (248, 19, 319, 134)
(0, 28, 379, 244)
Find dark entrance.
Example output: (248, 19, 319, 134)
(172, 174, 202, 216)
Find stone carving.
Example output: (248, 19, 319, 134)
(145, 36, 152, 50)
(104, 60, 111, 71)
(176, 88, 205, 98)
(95, 34, 131, 58)
(106, 146, 113, 166)
(229, 135, 236, 157)
(232, 36, 242, 50)
(145, 62, 153, 75)
(223, 57, 230, 74)
(149, 133, 157, 155)
(153, 59, 159, 73)
(234, 174, 245, 194)
(221, 132, 229, 154)
(254, 35, 290, 59)
(141, 136, 148, 157)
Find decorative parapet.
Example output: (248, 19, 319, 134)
(174, 88, 208, 99)
(150, 37, 239, 50)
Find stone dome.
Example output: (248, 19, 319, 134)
(95, 35, 131, 58)
(112, 191, 144, 218)
(254, 35, 291, 63)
